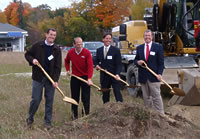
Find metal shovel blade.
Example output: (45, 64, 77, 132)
(63, 97, 79, 105)
(142, 62, 185, 96)
(96, 88, 110, 92)
(126, 84, 141, 88)
(171, 87, 185, 96)
(100, 88, 111, 92)
(37, 63, 79, 105)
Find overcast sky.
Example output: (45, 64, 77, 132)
(0, 0, 81, 11)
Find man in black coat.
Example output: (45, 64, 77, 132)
(96, 33, 123, 103)
(25, 28, 62, 129)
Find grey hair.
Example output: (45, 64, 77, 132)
(144, 29, 153, 36)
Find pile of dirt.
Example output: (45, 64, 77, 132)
(50, 102, 200, 138)
(166, 104, 200, 127)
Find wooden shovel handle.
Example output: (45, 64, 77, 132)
(37, 63, 65, 97)
(98, 67, 129, 86)
(71, 74, 101, 90)
(143, 63, 174, 91)
(37, 63, 79, 105)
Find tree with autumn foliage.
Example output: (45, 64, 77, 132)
(0, 12, 7, 23)
(93, 0, 133, 29)
(25, 4, 53, 45)
(66, 0, 102, 42)
(4, 0, 31, 27)
(38, 16, 66, 45)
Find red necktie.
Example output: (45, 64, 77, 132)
(146, 44, 149, 61)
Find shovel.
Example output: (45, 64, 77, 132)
(142, 62, 185, 96)
(36, 63, 78, 105)
(98, 67, 137, 88)
(71, 74, 110, 92)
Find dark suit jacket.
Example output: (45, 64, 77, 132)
(96, 46, 122, 83)
(134, 42, 164, 84)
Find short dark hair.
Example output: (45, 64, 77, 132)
(46, 28, 56, 33)
(103, 32, 112, 39)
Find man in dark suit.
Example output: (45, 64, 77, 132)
(134, 29, 165, 114)
(96, 33, 123, 103)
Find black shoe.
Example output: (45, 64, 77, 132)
(44, 123, 52, 130)
(26, 119, 33, 129)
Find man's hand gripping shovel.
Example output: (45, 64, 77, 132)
(37, 63, 78, 105)
(141, 62, 185, 96)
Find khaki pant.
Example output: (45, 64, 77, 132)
(141, 80, 164, 114)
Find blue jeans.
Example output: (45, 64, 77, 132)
(27, 77, 55, 125)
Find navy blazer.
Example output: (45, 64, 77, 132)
(134, 42, 164, 83)
(96, 46, 122, 82)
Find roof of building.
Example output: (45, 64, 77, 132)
(0, 23, 27, 33)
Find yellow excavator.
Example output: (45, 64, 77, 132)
(112, 0, 200, 102)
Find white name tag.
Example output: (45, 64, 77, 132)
(48, 55, 54, 61)
(107, 56, 112, 59)
(150, 51, 155, 56)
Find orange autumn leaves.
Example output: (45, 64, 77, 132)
(4, 2, 31, 26)
(93, 0, 132, 28)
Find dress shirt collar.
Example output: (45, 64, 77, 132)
(45, 40, 54, 46)
(75, 48, 83, 55)
(145, 41, 152, 48)
(104, 45, 110, 50)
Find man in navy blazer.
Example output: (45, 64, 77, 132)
(96, 33, 123, 103)
(134, 29, 164, 114)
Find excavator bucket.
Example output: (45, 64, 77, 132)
(164, 56, 198, 69)
(162, 56, 199, 85)
(168, 69, 200, 106)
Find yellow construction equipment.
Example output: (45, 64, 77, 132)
(112, 0, 200, 96)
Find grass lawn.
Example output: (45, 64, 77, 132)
(0, 52, 144, 138)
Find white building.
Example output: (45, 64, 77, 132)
(0, 23, 28, 52)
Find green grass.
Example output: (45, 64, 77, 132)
(0, 52, 170, 138)
(0, 55, 137, 138)
(0, 64, 31, 75)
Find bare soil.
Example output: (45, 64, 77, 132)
(49, 102, 200, 139)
